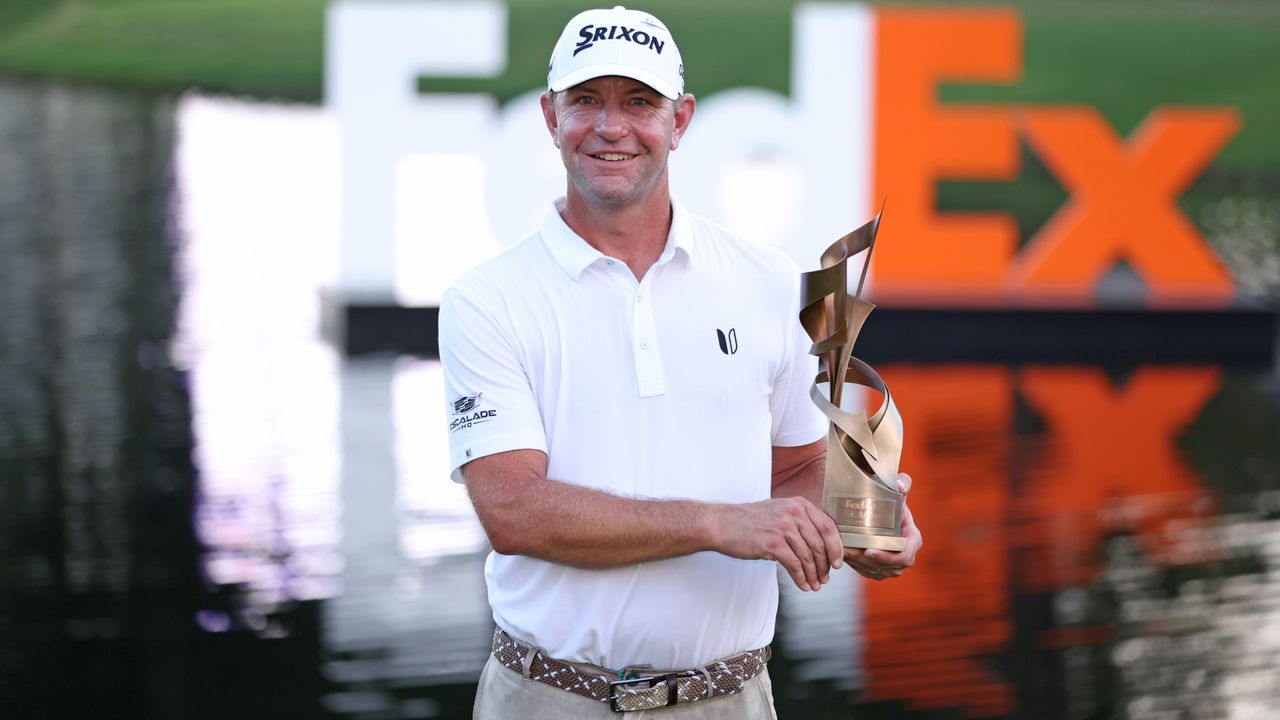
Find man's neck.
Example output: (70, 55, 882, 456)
(558, 190, 674, 280)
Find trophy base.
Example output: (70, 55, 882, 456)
(840, 531, 906, 552)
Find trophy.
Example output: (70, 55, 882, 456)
(799, 209, 906, 551)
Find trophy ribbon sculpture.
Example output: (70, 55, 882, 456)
(799, 209, 906, 551)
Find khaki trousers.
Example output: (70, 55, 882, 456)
(472, 655, 779, 720)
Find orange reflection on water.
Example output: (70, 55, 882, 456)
(863, 366, 1014, 717)
(1015, 366, 1222, 591)
(860, 364, 1222, 718)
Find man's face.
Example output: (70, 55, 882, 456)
(541, 76, 695, 209)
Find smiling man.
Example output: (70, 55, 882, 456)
(439, 6, 922, 718)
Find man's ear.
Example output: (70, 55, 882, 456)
(540, 92, 561, 148)
(670, 93, 696, 151)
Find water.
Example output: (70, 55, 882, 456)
(1, 81, 1278, 719)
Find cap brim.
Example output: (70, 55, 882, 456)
(549, 64, 681, 101)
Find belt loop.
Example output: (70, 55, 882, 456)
(520, 645, 537, 679)
(698, 665, 714, 699)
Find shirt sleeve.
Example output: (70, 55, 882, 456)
(439, 286, 548, 482)
(768, 276, 829, 448)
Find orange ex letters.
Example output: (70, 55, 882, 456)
(870, 7, 1241, 305)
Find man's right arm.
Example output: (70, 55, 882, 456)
(462, 449, 843, 592)
(442, 284, 840, 591)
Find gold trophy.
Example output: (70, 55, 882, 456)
(799, 210, 906, 551)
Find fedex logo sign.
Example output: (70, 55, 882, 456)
(327, 2, 1240, 306)
(872, 8, 1238, 304)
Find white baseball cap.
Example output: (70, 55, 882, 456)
(547, 6, 685, 100)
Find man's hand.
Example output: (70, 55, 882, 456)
(463, 448, 844, 581)
(463, 443, 918, 588)
(711, 497, 845, 592)
(844, 472, 923, 581)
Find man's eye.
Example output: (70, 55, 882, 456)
(575, 96, 596, 104)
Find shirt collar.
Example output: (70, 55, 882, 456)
(539, 197, 696, 281)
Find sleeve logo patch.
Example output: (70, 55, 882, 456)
(452, 392, 482, 414)
(450, 392, 497, 432)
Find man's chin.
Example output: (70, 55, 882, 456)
(578, 184, 641, 207)
(573, 177, 665, 208)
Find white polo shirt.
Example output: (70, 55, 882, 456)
(439, 198, 826, 669)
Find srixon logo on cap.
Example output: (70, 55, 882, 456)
(574, 23, 666, 56)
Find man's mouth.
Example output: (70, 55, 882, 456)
(591, 152, 636, 161)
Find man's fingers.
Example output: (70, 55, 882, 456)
(896, 472, 913, 494)
(784, 560, 812, 592)
(736, 497, 910, 590)
(844, 547, 878, 578)
(865, 547, 908, 568)
(768, 537, 811, 591)
(843, 547, 867, 568)
(783, 527, 822, 590)
(864, 503, 921, 568)
(802, 502, 844, 570)
(794, 515, 832, 585)
(901, 501, 919, 538)
(898, 502, 923, 560)
(853, 557, 902, 580)
(844, 543, 906, 580)
(849, 555, 892, 580)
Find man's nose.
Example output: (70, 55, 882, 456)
(594, 102, 627, 138)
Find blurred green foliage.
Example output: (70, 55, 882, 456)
(0, 0, 1275, 169)
(1, 0, 1276, 276)
(0, 0, 327, 101)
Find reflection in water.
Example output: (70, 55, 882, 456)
(1100, 516, 1280, 720)
(859, 364, 1280, 719)
(859, 366, 1015, 717)
(392, 359, 488, 562)
(0, 79, 201, 715)
(325, 357, 489, 719)
(175, 94, 345, 624)
(1, 88, 1278, 719)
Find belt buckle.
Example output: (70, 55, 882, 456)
(607, 671, 696, 713)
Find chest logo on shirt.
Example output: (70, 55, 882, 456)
(716, 328, 738, 355)
(450, 392, 497, 432)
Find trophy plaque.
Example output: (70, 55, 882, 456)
(799, 210, 906, 551)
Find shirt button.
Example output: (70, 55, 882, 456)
(605, 259, 615, 266)
(635, 294, 644, 303)
(640, 340, 650, 350)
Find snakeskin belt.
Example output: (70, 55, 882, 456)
(491, 628, 771, 713)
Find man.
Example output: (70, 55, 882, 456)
(440, 7, 922, 718)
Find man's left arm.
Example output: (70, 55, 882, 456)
(772, 440, 923, 581)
